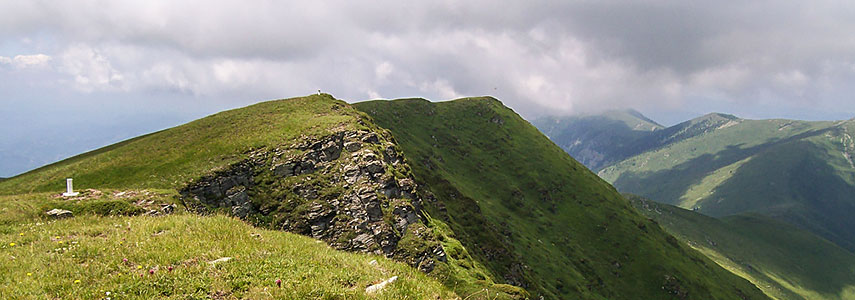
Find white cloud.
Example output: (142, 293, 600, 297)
(375, 62, 393, 81)
(13, 54, 51, 69)
(774, 70, 809, 87)
(0, 54, 52, 69)
(58, 45, 124, 92)
(419, 79, 460, 100)
(0, 0, 854, 119)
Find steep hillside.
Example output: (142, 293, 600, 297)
(629, 195, 855, 300)
(0, 94, 513, 298)
(533, 109, 663, 170)
(598, 117, 855, 251)
(355, 98, 767, 299)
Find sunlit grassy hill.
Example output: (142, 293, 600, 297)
(0, 95, 463, 299)
(0, 94, 365, 194)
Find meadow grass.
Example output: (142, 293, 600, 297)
(0, 193, 456, 299)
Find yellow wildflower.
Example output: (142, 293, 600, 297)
(74, 279, 81, 284)
(136, 265, 143, 269)
(26, 273, 32, 276)
(9, 243, 15, 247)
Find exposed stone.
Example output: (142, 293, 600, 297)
(361, 132, 380, 144)
(364, 161, 384, 174)
(365, 276, 398, 294)
(273, 162, 297, 177)
(180, 129, 446, 273)
(46, 208, 73, 219)
(209, 257, 233, 265)
(418, 258, 436, 273)
(161, 204, 175, 215)
(344, 141, 362, 152)
(433, 246, 447, 262)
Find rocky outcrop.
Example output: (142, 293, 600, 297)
(46, 208, 73, 219)
(180, 129, 444, 272)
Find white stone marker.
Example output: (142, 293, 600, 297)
(62, 178, 79, 197)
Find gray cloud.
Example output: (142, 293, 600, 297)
(3, 0, 855, 175)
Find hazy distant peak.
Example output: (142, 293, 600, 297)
(598, 109, 664, 132)
(695, 112, 741, 122)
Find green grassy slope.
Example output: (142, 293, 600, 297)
(0, 94, 363, 195)
(0, 192, 456, 299)
(628, 195, 855, 300)
(0, 94, 510, 298)
(533, 110, 663, 171)
(355, 98, 768, 300)
(599, 118, 855, 251)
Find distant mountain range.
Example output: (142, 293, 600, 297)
(533, 109, 664, 171)
(536, 110, 855, 252)
(536, 110, 855, 299)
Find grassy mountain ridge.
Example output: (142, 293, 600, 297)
(356, 97, 767, 299)
(598, 117, 855, 251)
(0, 95, 368, 195)
(536, 109, 855, 252)
(628, 194, 855, 300)
(0, 94, 498, 298)
(1, 94, 770, 299)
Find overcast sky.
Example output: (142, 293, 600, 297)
(3, 0, 855, 177)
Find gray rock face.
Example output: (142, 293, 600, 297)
(180, 129, 444, 272)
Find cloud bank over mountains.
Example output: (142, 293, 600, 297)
(3, 0, 855, 175)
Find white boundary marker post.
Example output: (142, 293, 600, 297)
(62, 178, 79, 197)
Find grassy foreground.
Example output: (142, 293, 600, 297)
(0, 193, 456, 299)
